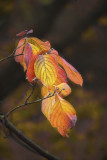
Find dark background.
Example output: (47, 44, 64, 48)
(0, 0, 107, 160)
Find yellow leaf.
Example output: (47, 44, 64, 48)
(27, 37, 51, 53)
(34, 54, 58, 87)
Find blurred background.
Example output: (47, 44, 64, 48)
(0, 0, 107, 160)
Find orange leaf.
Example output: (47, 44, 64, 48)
(34, 54, 58, 87)
(42, 94, 55, 119)
(49, 96, 77, 137)
(57, 56, 83, 86)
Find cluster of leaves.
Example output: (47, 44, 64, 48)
(15, 31, 83, 137)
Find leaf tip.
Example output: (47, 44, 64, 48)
(70, 114, 77, 128)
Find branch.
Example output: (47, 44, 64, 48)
(0, 114, 61, 160)
(6, 90, 57, 117)
(0, 41, 26, 63)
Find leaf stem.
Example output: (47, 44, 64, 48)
(6, 91, 56, 117)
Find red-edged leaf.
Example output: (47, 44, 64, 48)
(55, 66, 67, 85)
(57, 56, 83, 86)
(15, 38, 27, 71)
(25, 38, 51, 84)
(16, 31, 27, 37)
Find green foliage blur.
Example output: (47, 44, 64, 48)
(0, 0, 107, 160)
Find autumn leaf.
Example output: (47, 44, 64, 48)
(27, 37, 51, 53)
(16, 30, 27, 37)
(24, 42, 33, 67)
(15, 38, 27, 71)
(57, 56, 83, 86)
(26, 59, 37, 84)
(25, 38, 51, 84)
(15, 37, 51, 67)
(15, 37, 51, 84)
(42, 94, 55, 119)
(42, 95, 77, 137)
(34, 54, 58, 87)
(55, 66, 67, 85)
(16, 29, 33, 37)
(14, 34, 83, 137)
(48, 48, 59, 56)
(25, 43, 41, 84)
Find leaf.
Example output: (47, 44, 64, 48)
(15, 38, 27, 71)
(15, 37, 51, 72)
(57, 83, 71, 97)
(24, 42, 32, 67)
(25, 43, 40, 84)
(42, 94, 55, 119)
(27, 37, 51, 54)
(49, 96, 77, 137)
(25, 38, 51, 84)
(57, 56, 83, 86)
(26, 59, 36, 84)
(34, 54, 58, 87)
(16, 31, 27, 37)
(55, 66, 67, 85)
(48, 49, 59, 56)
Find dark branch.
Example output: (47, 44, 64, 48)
(0, 115, 61, 160)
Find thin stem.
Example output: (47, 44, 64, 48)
(25, 85, 35, 104)
(0, 115, 61, 160)
(0, 40, 26, 63)
(6, 91, 55, 117)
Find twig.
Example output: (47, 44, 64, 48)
(0, 39, 26, 63)
(0, 115, 61, 160)
(25, 85, 35, 104)
(6, 91, 55, 117)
